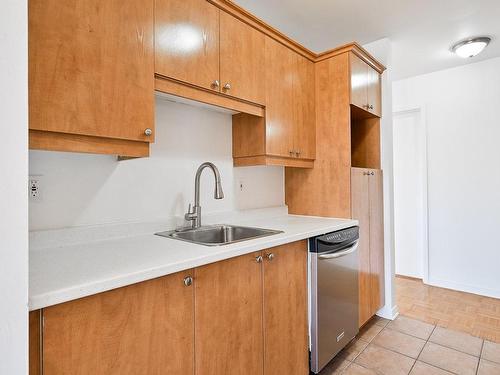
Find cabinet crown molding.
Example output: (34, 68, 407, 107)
(208, 0, 386, 71)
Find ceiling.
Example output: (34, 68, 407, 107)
(233, 0, 500, 80)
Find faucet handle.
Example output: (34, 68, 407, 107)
(185, 203, 196, 221)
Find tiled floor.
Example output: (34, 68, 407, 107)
(318, 315, 500, 375)
(396, 276, 500, 343)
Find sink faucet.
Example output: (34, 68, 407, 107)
(184, 162, 224, 229)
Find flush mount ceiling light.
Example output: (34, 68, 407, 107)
(451, 37, 491, 58)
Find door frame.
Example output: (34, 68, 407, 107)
(392, 106, 429, 283)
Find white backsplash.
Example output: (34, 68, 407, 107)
(29, 97, 285, 231)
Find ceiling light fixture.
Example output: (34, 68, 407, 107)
(451, 37, 491, 58)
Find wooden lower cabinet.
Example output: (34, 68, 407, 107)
(194, 252, 264, 375)
(30, 241, 309, 375)
(263, 241, 308, 375)
(351, 168, 385, 327)
(39, 271, 195, 375)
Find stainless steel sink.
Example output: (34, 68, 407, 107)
(155, 224, 283, 246)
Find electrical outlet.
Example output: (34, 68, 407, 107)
(29, 176, 42, 202)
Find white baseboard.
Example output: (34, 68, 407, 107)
(427, 277, 500, 299)
(376, 304, 399, 320)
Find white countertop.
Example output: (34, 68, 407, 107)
(29, 207, 357, 311)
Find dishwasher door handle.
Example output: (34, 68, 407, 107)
(318, 241, 359, 260)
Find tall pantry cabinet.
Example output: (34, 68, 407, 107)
(285, 45, 386, 327)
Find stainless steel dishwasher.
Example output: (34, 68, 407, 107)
(309, 226, 360, 373)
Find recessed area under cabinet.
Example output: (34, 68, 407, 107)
(351, 106, 381, 169)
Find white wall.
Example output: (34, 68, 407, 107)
(393, 110, 424, 278)
(393, 57, 500, 298)
(0, 0, 29, 373)
(363, 39, 398, 319)
(29, 97, 284, 231)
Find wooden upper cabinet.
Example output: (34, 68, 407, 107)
(349, 53, 381, 117)
(29, 0, 155, 144)
(232, 37, 315, 168)
(41, 271, 195, 375)
(293, 54, 316, 160)
(367, 67, 382, 117)
(265, 37, 296, 158)
(263, 241, 308, 375)
(220, 12, 266, 104)
(195, 252, 264, 375)
(155, 0, 220, 91)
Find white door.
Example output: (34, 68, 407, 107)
(393, 109, 427, 279)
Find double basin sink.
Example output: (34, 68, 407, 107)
(156, 224, 283, 246)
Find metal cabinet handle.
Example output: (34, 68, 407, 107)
(212, 80, 220, 89)
(144, 128, 152, 136)
(183, 276, 193, 287)
(369, 104, 374, 110)
(223, 83, 231, 91)
(295, 151, 301, 157)
(256, 255, 263, 263)
(289, 150, 294, 156)
(266, 253, 275, 261)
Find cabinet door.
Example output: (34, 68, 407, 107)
(29, 0, 154, 142)
(350, 53, 369, 112)
(265, 37, 295, 158)
(293, 54, 316, 160)
(220, 12, 265, 104)
(155, 0, 219, 91)
(195, 253, 264, 375)
(367, 68, 382, 117)
(263, 241, 308, 375)
(369, 169, 385, 312)
(351, 168, 372, 327)
(42, 271, 195, 375)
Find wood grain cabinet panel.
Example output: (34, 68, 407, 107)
(349, 53, 381, 117)
(367, 67, 382, 117)
(155, 0, 220, 91)
(263, 241, 308, 375)
(265, 36, 296, 158)
(293, 54, 316, 160)
(42, 271, 195, 375)
(351, 168, 373, 327)
(369, 169, 385, 312)
(29, 0, 155, 143)
(351, 167, 385, 327)
(195, 252, 264, 375)
(350, 53, 370, 113)
(220, 11, 266, 104)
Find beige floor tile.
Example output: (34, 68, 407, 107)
(482, 340, 500, 364)
(477, 359, 500, 375)
(339, 338, 369, 361)
(419, 342, 479, 375)
(387, 315, 435, 340)
(357, 322, 384, 342)
(429, 326, 483, 356)
(319, 356, 351, 375)
(373, 316, 390, 327)
(410, 361, 454, 375)
(355, 344, 415, 375)
(373, 327, 426, 358)
(343, 363, 378, 375)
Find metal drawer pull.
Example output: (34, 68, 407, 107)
(318, 241, 359, 260)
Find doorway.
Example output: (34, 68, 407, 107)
(392, 108, 428, 281)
